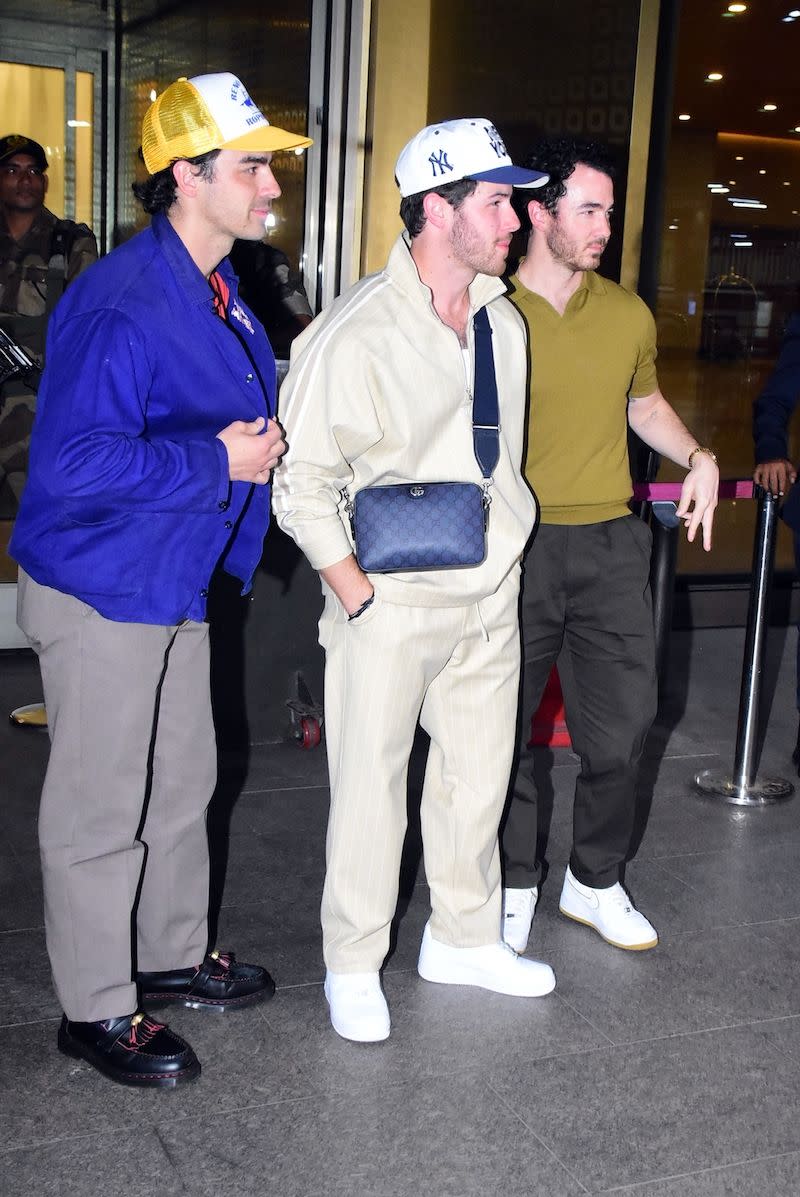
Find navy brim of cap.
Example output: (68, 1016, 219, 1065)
(469, 165, 549, 188)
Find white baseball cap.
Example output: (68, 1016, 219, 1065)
(395, 118, 548, 198)
(141, 72, 313, 175)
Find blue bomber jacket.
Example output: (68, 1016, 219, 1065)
(10, 212, 276, 624)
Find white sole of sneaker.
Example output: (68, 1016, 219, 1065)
(418, 958, 555, 997)
(559, 905, 658, 951)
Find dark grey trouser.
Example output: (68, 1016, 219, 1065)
(18, 571, 216, 1021)
(501, 517, 657, 890)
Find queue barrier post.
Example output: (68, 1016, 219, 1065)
(694, 485, 794, 805)
(648, 501, 680, 686)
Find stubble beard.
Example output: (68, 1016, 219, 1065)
(450, 209, 506, 278)
(545, 221, 606, 273)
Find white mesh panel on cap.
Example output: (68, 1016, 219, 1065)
(188, 72, 269, 141)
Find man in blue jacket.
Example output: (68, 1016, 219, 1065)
(10, 73, 312, 1087)
(753, 311, 800, 768)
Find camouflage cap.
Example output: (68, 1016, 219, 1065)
(0, 135, 48, 170)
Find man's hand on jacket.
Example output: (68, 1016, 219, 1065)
(217, 416, 286, 484)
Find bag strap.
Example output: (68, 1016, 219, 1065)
(472, 305, 500, 479)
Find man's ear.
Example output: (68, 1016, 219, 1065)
(171, 159, 203, 200)
(527, 197, 551, 232)
(42, 172, 49, 197)
(421, 189, 452, 232)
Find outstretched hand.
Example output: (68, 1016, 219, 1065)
(675, 454, 719, 551)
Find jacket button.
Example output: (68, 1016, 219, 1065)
(224, 520, 233, 529)
(200, 588, 208, 598)
(246, 373, 254, 382)
(218, 500, 229, 510)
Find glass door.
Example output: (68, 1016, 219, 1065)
(0, 54, 100, 648)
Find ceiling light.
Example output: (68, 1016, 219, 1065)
(678, 113, 691, 121)
(784, 181, 791, 186)
(727, 2, 747, 9)
(668, 224, 679, 230)
(735, 155, 744, 160)
(794, 127, 800, 134)
(759, 169, 767, 174)
(730, 199, 767, 208)
(149, 89, 157, 102)
(729, 233, 747, 238)
(790, 8, 800, 15)
(762, 103, 778, 111)
(706, 72, 723, 82)
(734, 241, 753, 247)
(66, 120, 91, 128)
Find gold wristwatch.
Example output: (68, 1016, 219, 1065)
(687, 445, 717, 468)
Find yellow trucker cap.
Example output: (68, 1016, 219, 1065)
(141, 72, 313, 175)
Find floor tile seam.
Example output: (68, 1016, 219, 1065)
(0, 1093, 326, 1156)
(0, 1014, 60, 1030)
(239, 782, 330, 796)
(545, 993, 617, 1048)
(594, 1012, 800, 1053)
(597, 1145, 800, 1193)
(486, 1077, 592, 1194)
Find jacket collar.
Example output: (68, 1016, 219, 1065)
(151, 211, 239, 308)
(385, 233, 508, 313)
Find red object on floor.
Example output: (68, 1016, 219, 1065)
(529, 666, 571, 747)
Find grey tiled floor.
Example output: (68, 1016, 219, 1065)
(2, 627, 800, 1196)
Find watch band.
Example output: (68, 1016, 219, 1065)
(688, 445, 718, 469)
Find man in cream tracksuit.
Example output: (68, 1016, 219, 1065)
(273, 119, 556, 1043)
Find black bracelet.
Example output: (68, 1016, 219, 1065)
(348, 594, 375, 621)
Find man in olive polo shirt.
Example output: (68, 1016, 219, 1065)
(501, 136, 719, 955)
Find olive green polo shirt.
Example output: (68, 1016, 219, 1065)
(508, 269, 659, 525)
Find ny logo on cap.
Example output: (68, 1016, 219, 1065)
(428, 149, 453, 178)
(485, 125, 507, 159)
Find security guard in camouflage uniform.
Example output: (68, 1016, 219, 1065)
(0, 134, 98, 507)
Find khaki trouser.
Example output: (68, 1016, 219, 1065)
(18, 571, 217, 1021)
(319, 568, 521, 973)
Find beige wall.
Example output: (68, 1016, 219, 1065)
(361, 0, 432, 274)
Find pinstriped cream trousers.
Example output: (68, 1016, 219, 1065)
(318, 567, 521, 973)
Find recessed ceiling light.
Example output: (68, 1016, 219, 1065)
(784, 181, 791, 186)
(727, 2, 747, 9)
(734, 241, 753, 247)
(729, 180, 736, 185)
(794, 127, 800, 134)
(762, 103, 778, 111)
(678, 113, 691, 121)
(790, 8, 800, 15)
(759, 169, 767, 174)
(668, 224, 679, 230)
(735, 155, 744, 160)
(706, 72, 724, 82)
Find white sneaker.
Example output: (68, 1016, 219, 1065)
(502, 886, 538, 953)
(417, 924, 555, 997)
(558, 866, 658, 950)
(324, 971, 391, 1042)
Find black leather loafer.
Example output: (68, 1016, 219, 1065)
(139, 949, 275, 1011)
(57, 1012, 200, 1087)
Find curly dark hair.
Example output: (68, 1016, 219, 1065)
(399, 177, 479, 238)
(515, 137, 616, 231)
(132, 147, 220, 214)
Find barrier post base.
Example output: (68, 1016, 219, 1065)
(694, 767, 794, 807)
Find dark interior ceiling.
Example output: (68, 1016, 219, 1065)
(671, 0, 800, 228)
